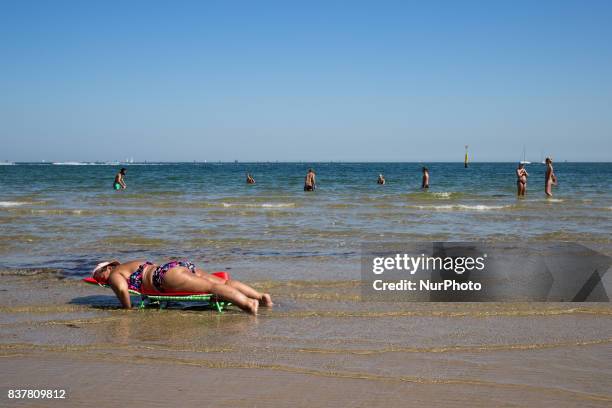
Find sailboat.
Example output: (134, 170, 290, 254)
(464, 145, 469, 168)
(520, 146, 531, 165)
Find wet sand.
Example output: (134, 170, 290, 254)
(1, 272, 611, 407)
(2, 354, 611, 408)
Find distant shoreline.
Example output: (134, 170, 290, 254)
(4, 161, 612, 165)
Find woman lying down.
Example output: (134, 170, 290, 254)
(91, 259, 272, 315)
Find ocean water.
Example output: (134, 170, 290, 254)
(0, 162, 611, 278)
(1, 162, 611, 405)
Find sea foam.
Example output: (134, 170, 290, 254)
(413, 204, 510, 211)
(0, 201, 29, 207)
(222, 202, 296, 208)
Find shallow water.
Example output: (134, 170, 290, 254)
(0, 275, 611, 406)
(1, 162, 611, 279)
(1, 162, 611, 405)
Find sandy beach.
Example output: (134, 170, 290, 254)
(1, 271, 611, 407)
(3, 353, 611, 408)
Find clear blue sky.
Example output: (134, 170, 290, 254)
(1, 0, 611, 162)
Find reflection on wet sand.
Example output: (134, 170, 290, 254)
(1, 274, 611, 406)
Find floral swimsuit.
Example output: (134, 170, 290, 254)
(127, 260, 197, 292)
(127, 261, 152, 292)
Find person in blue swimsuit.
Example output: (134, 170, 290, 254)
(91, 259, 272, 314)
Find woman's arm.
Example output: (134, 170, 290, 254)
(108, 272, 131, 309)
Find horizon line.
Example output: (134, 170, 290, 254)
(4, 160, 612, 164)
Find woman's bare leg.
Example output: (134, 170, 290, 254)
(195, 268, 273, 306)
(194, 268, 225, 282)
(208, 281, 259, 314)
(226, 279, 273, 306)
(163, 269, 258, 314)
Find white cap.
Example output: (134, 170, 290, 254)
(91, 260, 119, 277)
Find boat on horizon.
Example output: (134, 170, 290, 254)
(520, 146, 531, 165)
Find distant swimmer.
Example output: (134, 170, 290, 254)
(377, 174, 386, 185)
(516, 163, 529, 196)
(113, 168, 127, 190)
(545, 157, 557, 197)
(246, 173, 255, 184)
(421, 167, 429, 189)
(304, 168, 316, 191)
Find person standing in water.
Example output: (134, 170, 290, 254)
(246, 173, 255, 184)
(516, 163, 529, 196)
(545, 157, 557, 197)
(304, 168, 316, 191)
(113, 168, 127, 190)
(377, 174, 386, 185)
(421, 167, 429, 189)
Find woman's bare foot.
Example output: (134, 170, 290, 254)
(241, 298, 259, 315)
(260, 293, 273, 307)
